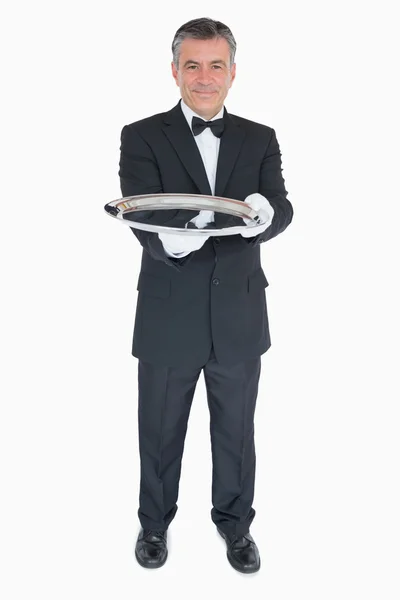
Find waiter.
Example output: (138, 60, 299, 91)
(118, 17, 293, 573)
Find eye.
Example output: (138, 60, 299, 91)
(186, 64, 223, 70)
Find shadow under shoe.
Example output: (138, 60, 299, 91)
(217, 528, 260, 574)
(135, 528, 168, 569)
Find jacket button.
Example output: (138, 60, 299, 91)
(214, 237, 220, 245)
(212, 278, 220, 285)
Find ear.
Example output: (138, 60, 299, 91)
(230, 63, 236, 85)
(171, 61, 179, 86)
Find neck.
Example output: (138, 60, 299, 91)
(181, 98, 223, 121)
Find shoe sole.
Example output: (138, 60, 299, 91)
(217, 528, 261, 574)
(135, 549, 168, 569)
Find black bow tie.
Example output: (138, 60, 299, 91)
(191, 116, 224, 138)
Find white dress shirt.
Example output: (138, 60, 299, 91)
(161, 99, 222, 257)
(180, 98, 222, 221)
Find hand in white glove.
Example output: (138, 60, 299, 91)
(158, 231, 210, 257)
(186, 210, 215, 229)
(241, 193, 274, 238)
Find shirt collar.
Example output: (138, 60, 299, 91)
(180, 98, 224, 132)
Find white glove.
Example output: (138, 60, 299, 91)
(241, 193, 274, 238)
(186, 210, 215, 229)
(158, 231, 210, 257)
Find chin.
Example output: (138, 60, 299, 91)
(193, 98, 218, 110)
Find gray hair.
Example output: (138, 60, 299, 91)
(172, 17, 237, 69)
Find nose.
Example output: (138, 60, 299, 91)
(195, 67, 214, 84)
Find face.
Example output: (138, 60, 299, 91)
(171, 37, 236, 120)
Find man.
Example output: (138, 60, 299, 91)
(118, 17, 293, 573)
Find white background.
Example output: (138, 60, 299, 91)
(1, 0, 399, 598)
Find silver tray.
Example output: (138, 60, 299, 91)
(104, 193, 266, 237)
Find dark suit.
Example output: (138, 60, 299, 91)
(119, 99, 293, 535)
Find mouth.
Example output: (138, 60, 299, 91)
(193, 91, 217, 96)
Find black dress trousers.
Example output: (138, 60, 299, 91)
(137, 344, 261, 537)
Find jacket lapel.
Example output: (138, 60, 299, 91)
(214, 109, 245, 198)
(162, 100, 246, 229)
(162, 101, 212, 196)
(214, 109, 246, 228)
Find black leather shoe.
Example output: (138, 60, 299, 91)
(217, 528, 261, 574)
(135, 528, 168, 569)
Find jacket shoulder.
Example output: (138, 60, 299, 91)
(229, 112, 275, 136)
(121, 111, 166, 134)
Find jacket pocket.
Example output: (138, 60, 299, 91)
(137, 272, 171, 299)
(248, 268, 269, 293)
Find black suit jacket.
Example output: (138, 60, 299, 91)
(119, 99, 293, 367)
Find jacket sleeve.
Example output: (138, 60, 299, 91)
(242, 128, 294, 247)
(118, 124, 194, 271)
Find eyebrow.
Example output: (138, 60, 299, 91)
(183, 59, 227, 67)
